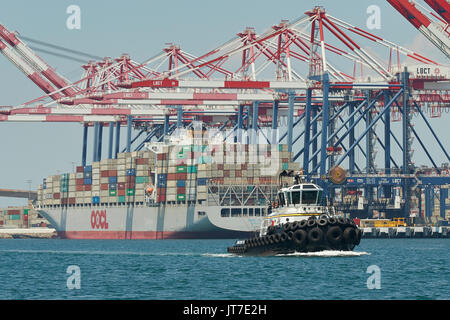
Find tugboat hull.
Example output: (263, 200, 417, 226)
(228, 218, 362, 256)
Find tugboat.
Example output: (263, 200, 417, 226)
(227, 172, 362, 256)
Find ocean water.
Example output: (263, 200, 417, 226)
(0, 238, 448, 300)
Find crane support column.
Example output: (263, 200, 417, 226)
(81, 124, 88, 167)
(126, 116, 133, 153)
(114, 121, 121, 159)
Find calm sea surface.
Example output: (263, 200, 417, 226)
(0, 238, 448, 300)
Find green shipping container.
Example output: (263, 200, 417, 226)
(176, 166, 187, 173)
(126, 189, 135, 196)
(278, 144, 283, 152)
(282, 162, 289, 170)
(136, 176, 149, 184)
(109, 190, 117, 196)
(187, 166, 197, 173)
(9, 215, 21, 220)
(118, 196, 126, 203)
(197, 156, 212, 164)
(176, 153, 187, 159)
(24, 209, 29, 215)
(177, 194, 186, 201)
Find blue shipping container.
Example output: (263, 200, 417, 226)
(197, 178, 207, 186)
(126, 169, 136, 176)
(109, 183, 117, 190)
(92, 196, 100, 204)
(84, 171, 92, 179)
(177, 180, 186, 187)
(84, 165, 92, 172)
(84, 178, 92, 185)
(157, 180, 167, 188)
(108, 176, 117, 184)
(157, 174, 167, 181)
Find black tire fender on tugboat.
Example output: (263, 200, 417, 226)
(280, 232, 288, 242)
(293, 229, 307, 247)
(343, 227, 357, 244)
(326, 225, 343, 245)
(307, 219, 317, 228)
(287, 231, 294, 241)
(337, 216, 346, 226)
(273, 233, 281, 243)
(268, 234, 275, 244)
(291, 221, 300, 231)
(308, 227, 324, 244)
(327, 217, 337, 226)
(282, 223, 291, 232)
(355, 228, 362, 245)
(317, 218, 328, 227)
(299, 220, 308, 229)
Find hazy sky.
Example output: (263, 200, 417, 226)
(0, 0, 448, 207)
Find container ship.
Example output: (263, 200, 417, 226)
(35, 131, 300, 239)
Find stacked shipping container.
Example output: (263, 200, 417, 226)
(37, 143, 299, 207)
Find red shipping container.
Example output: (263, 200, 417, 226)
(76, 166, 84, 173)
(7, 210, 20, 215)
(137, 158, 149, 165)
(118, 183, 126, 190)
(241, 163, 247, 170)
(126, 183, 135, 189)
(76, 185, 84, 191)
(61, 198, 68, 205)
(84, 185, 92, 191)
(167, 173, 177, 180)
(126, 176, 136, 183)
(118, 189, 126, 196)
(100, 184, 109, 190)
(247, 178, 254, 184)
(157, 188, 166, 195)
(109, 170, 117, 176)
(68, 198, 76, 205)
(101, 170, 109, 177)
(157, 195, 166, 202)
(53, 193, 61, 199)
(76, 178, 84, 185)
(0, 221, 3, 225)
(235, 170, 242, 177)
(224, 170, 230, 177)
(177, 187, 186, 194)
(282, 158, 289, 163)
(157, 153, 167, 160)
(218, 164, 224, 170)
(176, 173, 187, 180)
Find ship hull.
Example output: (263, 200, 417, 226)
(37, 204, 263, 240)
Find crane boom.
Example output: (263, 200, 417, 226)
(387, 0, 450, 59)
(0, 24, 77, 96)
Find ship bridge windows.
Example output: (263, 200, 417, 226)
(285, 192, 292, 206)
(291, 191, 301, 205)
(302, 190, 318, 205)
(278, 192, 285, 207)
(221, 208, 230, 217)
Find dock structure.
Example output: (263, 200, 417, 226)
(362, 226, 449, 238)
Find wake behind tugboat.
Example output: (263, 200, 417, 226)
(227, 173, 362, 256)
